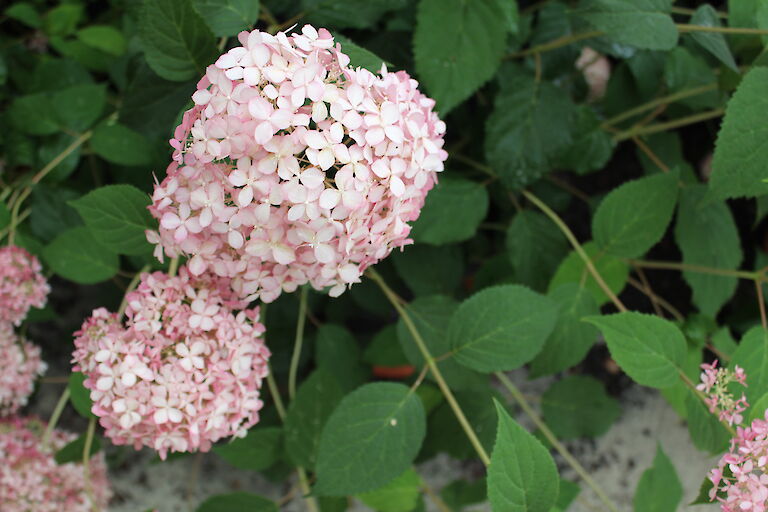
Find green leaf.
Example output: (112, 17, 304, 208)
(689, 5, 738, 72)
(315, 383, 426, 496)
(51, 84, 106, 132)
(663, 47, 720, 110)
(557, 106, 615, 175)
(358, 468, 422, 512)
(197, 492, 277, 512)
(585, 312, 686, 388)
(141, 0, 218, 81)
(30, 186, 83, 243)
(731, 327, 768, 405)
(68, 372, 94, 419)
(192, 0, 259, 37)
(577, 0, 678, 50)
(541, 375, 620, 439)
(54, 434, 101, 464)
(0, 203, 10, 231)
(43, 227, 119, 284)
(397, 295, 486, 390)
(506, 211, 569, 292)
(423, 390, 499, 460)
(8, 94, 59, 135)
(315, 324, 368, 392)
(749, 392, 768, 423)
(284, 370, 345, 470)
(69, 185, 155, 255)
(552, 479, 581, 512)
(413, 0, 506, 113)
(674, 185, 742, 316)
(450, 285, 558, 373)
(633, 445, 682, 512)
(5, 3, 42, 28)
(44, 4, 83, 36)
(685, 389, 729, 454)
(548, 241, 629, 306)
(38, 134, 83, 183)
(301, 0, 408, 30)
(592, 171, 678, 258)
(392, 244, 462, 297)
(364, 326, 410, 368)
(76, 25, 127, 56)
(90, 122, 153, 166)
(410, 178, 489, 245)
(440, 478, 487, 510)
(488, 400, 559, 512)
(529, 284, 600, 377)
(710, 67, 768, 199)
(333, 35, 387, 72)
(486, 69, 576, 189)
(213, 427, 282, 471)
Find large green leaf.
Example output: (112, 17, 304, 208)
(51, 84, 106, 132)
(413, 0, 506, 113)
(684, 389, 729, 454)
(548, 241, 629, 306)
(410, 178, 488, 246)
(592, 171, 678, 258)
(487, 400, 559, 512)
(335, 35, 387, 72)
(192, 0, 259, 37)
(358, 468, 422, 512)
(284, 369, 344, 470)
(315, 383, 426, 495)
(689, 5, 738, 72)
(141, 0, 218, 81)
(69, 185, 155, 255)
(77, 25, 127, 56)
(731, 327, 768, 405)
(315, 324, 368, 392)
(8, 94, 59, 135)
(392, 244, 463, 297)
(674, 185, 741, 316)
(633, 445, 683, 512)
(506, 210, 568, 292)
(541, 375, 620, 439)
(710, 67, 768, 199)
(213, 427, 282, 471)
(54, 434, 102, 464)
(68, 372, 95, 419)
(301, 0, 407, 29)
(485, 69, 576, 189)
(197, 492, 277, 512)
(586, 312, 686, 388)
(397, 295, 486, 390)
(43, 227, 118, 284)
(450, 285, 558, 373)
(577, 0, 678, 50)
(529, 284, 600, 377)
(90, 122, 153, 166)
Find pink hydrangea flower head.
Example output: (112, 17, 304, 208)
(0, 245, 50, 325)
(708, 410, 768, 511)
(147, 24, 447, 302)
(71, 266, 270, 459)
(697, 359, 749, 426)
(0, 324, 46, 416)
(0, 416, 111, 511)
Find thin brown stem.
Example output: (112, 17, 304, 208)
(601, 83, 718, 128)
(629, 259, 759, 280)
(288, 286, 309, 400)
(626, 276, 684, 322)
(677, 24, 768, 35)
(632, 268, 664, 318)
(508, 31, 603, 58)
(613, 108, 725, 142)
(632, 136, 670, 173)
(546, 175, 591, 204)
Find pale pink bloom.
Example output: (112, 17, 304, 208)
(698, 360, 749, 426)
(147, 25, 447, 303)
(576, 47, 611, 102)
(0, 416, 111, 511)
(0, 246, 50, 325)
(0, 324, 46, 416)
(71, 267, 270, 460)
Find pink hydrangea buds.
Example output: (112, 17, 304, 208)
(0, 324, 46, 415)
(147, 24, 447, 303)
(697, 359, 748, 426)
(71, 267, 270, 459)
(0, 416, 111, 511)
(0, 246, 50, 325)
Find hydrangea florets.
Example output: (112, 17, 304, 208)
(0, 324, 46, 416)
(71, 267, 270, 459)
(0, 416, 111, 511)
(0, 245, 50, 325)
(708, 411, 768, 511)
(697, 359, 749, 426)
(147, 24, 447, 302)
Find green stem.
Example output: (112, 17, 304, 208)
(368, 268, 491, 466)
(495, 372, 619, 512)
(296, 467, 319, 512)
(521, 190, 628, 312)
(266, 367, 287, 421)
(613, 108, 725, 142)
(168, 257, 180, 278)
(671, 6, 727, 18)
(628, 259, 759, 280)
(83, 416, 98, 511)
(677, 23, 768, 35)
(508, 30, 603, 58)
(288, 286, 309, 401)
(118, 265, 150, 317)
(601, 83, 719, 129)
(42, 388, 70, 449)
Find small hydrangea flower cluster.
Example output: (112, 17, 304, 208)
(72, 267, 270, 459)
(0, 246, 49, 415)
(147, 25, 447, 302)
(0, 245, 50, 325)
(697, 360, 749, 426)
(0, 324, 46, 416)
(0, 416, 111, 511)
(708, 411, 768, 511)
